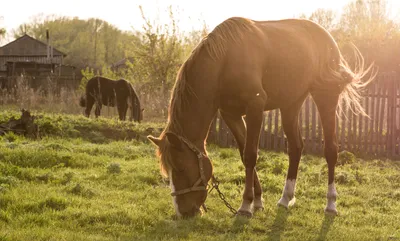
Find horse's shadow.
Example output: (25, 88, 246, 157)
(231, 213, 251, 233)
(317, 214, 336, 241)
(131, 215, 214, 240)
(266, 206, 290, 241)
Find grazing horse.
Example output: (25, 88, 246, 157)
(147, 17, 374, 218)
(80, 76, 143, 122)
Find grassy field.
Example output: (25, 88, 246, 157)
(0, 111, 399, 241)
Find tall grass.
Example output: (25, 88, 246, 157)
(0, 76, 169, 122)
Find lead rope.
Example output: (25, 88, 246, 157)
(207, 175, 238, 215)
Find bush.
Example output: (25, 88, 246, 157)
(107, 162, 121, 174)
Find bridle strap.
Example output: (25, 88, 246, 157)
(171, 179, 207, 196)
(167, 132, 209, 196)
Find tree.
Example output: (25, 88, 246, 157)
(12, 15, 139, 71)
(300, 8, 337, 31)
(336, 0, 400, 71)
(0, 16, 6, 42)
(128, 6, 185, 91)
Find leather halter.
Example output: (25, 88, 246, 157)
(168, 133, 209, 197)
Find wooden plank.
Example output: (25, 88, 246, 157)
(311, 100, 317, 153)
(347, 105, 352, 152)
(375, 81, 382, 154)
(395, 73, 400, 156)
(335, 114, 339, 151)
(369, 83, 376, 154)
(207, 116, 217, 143)
(378, 78, 386, 155)
(364, 86, 370, 154)
(219, 117, 227, 147)
(299, 103, 304, 146)
(259, 113, 265, 149)
(227, 127, 233, 147)
(386, 74, 393, 156)
(274, 109, 279, 150)
(340, 104, 346, 151)
(280, 111, 285, 152)
(267, 111, 273, 150)
(389, 74, 395, 156)
(358, 97, 364, 153)
(352, 109, 357, 152)
(305, 97, 310, 152)
(319, 110, 323, 154)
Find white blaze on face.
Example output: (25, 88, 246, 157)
(169, 170, 181, 217)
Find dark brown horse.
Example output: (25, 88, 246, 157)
(147, 17, 375, 218)
(80, 76, 143, 122)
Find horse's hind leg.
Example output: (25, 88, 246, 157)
(118, 102, 128, 121)
(311, 91, 339, 215)
(95, 103, 102, 118)
(220, 111, 264, 211)
(278, 99, 305, 208)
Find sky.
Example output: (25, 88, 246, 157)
(1, 0, 400, 43)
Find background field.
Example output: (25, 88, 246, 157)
(0, 111, 399, 241)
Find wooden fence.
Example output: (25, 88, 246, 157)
(207, 72, 400, 158)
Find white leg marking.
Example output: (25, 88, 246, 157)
(253, 195, 264, 210)
(169, 171, 181, 217)
(238, 199, 253, 216)
(325, 182, 338, 215)
(277, 179, 296, 208)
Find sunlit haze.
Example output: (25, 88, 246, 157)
(1, 0, 400, 43)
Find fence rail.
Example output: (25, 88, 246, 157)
(208, 72, 400, 158)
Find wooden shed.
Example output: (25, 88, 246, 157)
(0, 34, 66, 77)
(0, 34, 80, 90)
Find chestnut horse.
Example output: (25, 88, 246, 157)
(147, 17, 374, 218)
(80, 76, 143, 122)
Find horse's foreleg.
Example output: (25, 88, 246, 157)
(118, 104, 128, 121)
(220, 111, 264, 211)
(85, 96, 95, 118)
(312, 92, 339, 215)
(238, 92, 267, 217)
(278, 100, 305, 209)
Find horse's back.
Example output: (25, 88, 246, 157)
(86, 76, 114, 92)
(85, 76, 117, 105)
(214, 18, 340, 112)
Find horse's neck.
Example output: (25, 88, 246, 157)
(170, 101, 217, 149)
(170, 88, 218, 149)
(171, 50, 220, 148)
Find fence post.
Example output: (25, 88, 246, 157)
(267, 111, 273, 150)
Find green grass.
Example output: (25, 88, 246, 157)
(0, 111, 399, 241)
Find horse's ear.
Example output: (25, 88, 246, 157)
(141, 108, 145, 112)
(147, 135, 162, 147)
(165, 132, 183, 150)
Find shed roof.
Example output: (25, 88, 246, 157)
(0, 34, 66, 57)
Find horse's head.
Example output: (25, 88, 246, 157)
(79, 95, 86, 107)
(147, 132, 213, 218)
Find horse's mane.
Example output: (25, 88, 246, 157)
(165, 17, 256, 136)
(158, 17, 257, 177)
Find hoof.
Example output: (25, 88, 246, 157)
(253, 197, 264, 212)
(324, 207, 338, 216)
(277, 196, 296, 209)
(236, 209, 253, 218)
(254, 206, 264, 212)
